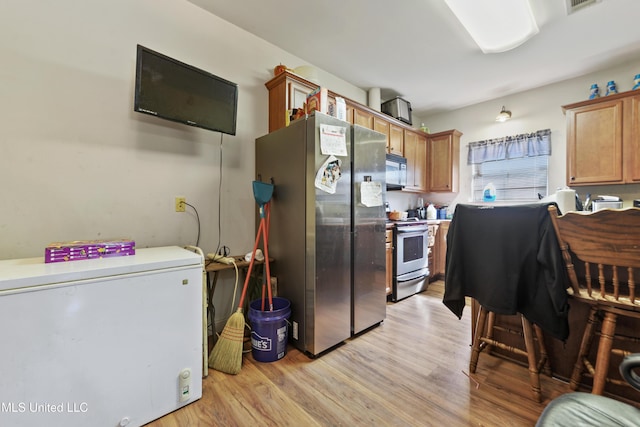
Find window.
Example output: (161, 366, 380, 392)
(472, 155, 548, 202)
(468, 129, 551, 203)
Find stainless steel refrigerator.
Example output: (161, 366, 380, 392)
(255, 112, 387, 356)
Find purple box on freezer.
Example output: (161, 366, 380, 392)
(45, 239, 136, 263)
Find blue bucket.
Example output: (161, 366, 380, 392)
(248, 297, 291, 363)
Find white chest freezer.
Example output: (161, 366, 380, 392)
(0, 246, 203, 427)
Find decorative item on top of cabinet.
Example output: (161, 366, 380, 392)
(562, 90, 640, 185)
(403, 129, 427, 192)
(427, 129, 462, 193)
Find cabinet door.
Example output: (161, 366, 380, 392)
(625, 95, 640, 183)
(428, 130, 460, 192)
(385, 230, 393, 296)
(354, 108, 374, 129)
(415, 133, 427, 191)
(403, 130, 427, 192)
(566, 99, 624, 185)
(346, 104, 355, 124)
(436, 221, 449, 278)
(389, 124, 404, 156)
(373, 116, 390, 149)
(289, 79, 313, 111)
(266, 72, 316, 132)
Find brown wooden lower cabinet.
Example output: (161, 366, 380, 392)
(430, 220, 450, 282)
(385, 228, 393, 296)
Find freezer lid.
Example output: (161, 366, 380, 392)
(0, 246, 203, 292)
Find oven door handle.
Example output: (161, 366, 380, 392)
(396, 225, 429, 233)
(396, 270, 429, 283)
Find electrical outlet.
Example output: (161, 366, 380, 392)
(175, 197, 186, 212)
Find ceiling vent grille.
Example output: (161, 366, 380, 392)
(566, 0, 601, 15)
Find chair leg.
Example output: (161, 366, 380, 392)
(534, 325, 552, 376)
(521, 315, 542, 403)
(570, 307, 598, 391)
(470, 306, 488, 374)
(485, 311, 496, 353)
(592, 311, 617, 395)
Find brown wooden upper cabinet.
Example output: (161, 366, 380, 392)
(354, 108, 374, 129)
(403, 129, 427, 192)
(389, 124, 404, 156)
(563, 90, 640, 186)
(265, 72, 316, 133)
(427, 130, 462, 192)
(373, 116, 390, 146)
(264, 71, 460, 193)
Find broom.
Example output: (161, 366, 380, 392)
(208, 217, 266, 374)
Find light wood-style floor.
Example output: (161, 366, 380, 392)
(147, 281, 570, 426)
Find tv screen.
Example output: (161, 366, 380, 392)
(134, 44, 238, 135)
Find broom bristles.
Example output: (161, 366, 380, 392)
(208, 309, 245, 375)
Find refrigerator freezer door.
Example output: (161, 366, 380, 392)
(255, 112, 353, 356)
(307, 113, 352, 354)
(352, 125, 387, 335)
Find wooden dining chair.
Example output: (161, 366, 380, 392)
(445, 203, 569, 403)
(548, 205, 640, 395)
(469, 305, 550, 402)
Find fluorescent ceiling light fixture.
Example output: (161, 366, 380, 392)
(496, 106, 512, 122)
(445, 0, 539, 53)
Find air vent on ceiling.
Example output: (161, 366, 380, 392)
(566, 0, 601, 15)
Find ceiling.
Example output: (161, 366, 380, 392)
(189, 0, 640, 117)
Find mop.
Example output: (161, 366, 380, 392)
(208, 180, 274, 374)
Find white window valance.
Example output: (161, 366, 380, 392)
(467, 129, 551, 165)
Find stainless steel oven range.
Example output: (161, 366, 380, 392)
(392, 221, 430, 301)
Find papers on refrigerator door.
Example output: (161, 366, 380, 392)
(319, 124, 348, 156)
(315, 155, 342, 194)
(360, 180, 383, 207)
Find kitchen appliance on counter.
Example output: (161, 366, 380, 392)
(391, 220, 430, 301)
(386, 153, 407, 190)
(592, 199, 623, 211)
(255, 112, 387, 356)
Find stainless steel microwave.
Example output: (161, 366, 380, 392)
(386, 153, 407, 190)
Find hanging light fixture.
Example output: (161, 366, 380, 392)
(444, 0, 539, 54)
(496, 106, 512, 122)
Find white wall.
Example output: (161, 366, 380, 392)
(0, 0, 365, 329)
(415, 58, 640, 212)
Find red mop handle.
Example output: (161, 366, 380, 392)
(237, 217, 264, 309)
(263, 202, 274, 311)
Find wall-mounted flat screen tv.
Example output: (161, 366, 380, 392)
(134, 44, 238, 135)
